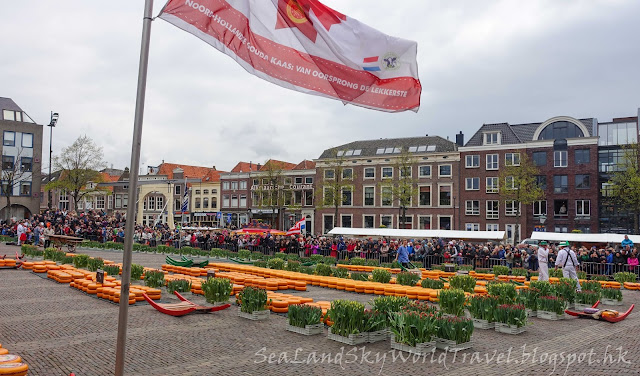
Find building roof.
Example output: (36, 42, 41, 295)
(157, 163, 214, 179)
(293, 160, 316, 170)
(259, 159, 297, 171)
(464, 118, 596, 147)
(202, 168, 223, 183)
(317, 136, 457, 159)
(231, 162, 260, 173)
(0, 97, 22, 112)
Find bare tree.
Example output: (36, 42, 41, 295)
(252, 160, 296, 229)
(45, 135, 108, 211)
(316, 148, 354, 229)
(380, 147, 419, 229)
(1, 147, 30, 219)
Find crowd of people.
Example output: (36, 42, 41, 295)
(2, 209, 638, 278)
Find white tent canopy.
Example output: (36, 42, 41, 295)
(327, 227, 507, 241)
(530, 232, 640, 244)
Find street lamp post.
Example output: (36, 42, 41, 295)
(47, 112, 59, 210)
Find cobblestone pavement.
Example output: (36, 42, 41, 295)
(1, 244, 639, 375)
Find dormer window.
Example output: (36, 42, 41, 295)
(484, 132, 501, 145)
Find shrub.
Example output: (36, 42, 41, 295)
(44, 247, 65, 262)
(331, 267, 349, 278)
(238, 286, 268, 313)
(166, 279, 191, 294)
(601, 287, 623, 302)
(323, 256, 337, 265)
(614, 272, 637, 284)
(201, 277, 233, 303)
(144, 270, 165, 288)
(365, 259, 379, 267)
(350, 272, 369, 281)
(21, 244, 39, 257)
(395, 271, 420, 286)
(459, 265, 474, 271)
(103, 265, 121, 276)
(517, 288, 539, 311)
(327, 300, 365, 336)
(487, 282, 517, 304)
(350, 257, 366, 265)
(253, 261, 267, 268)
(421, 278, 444, 289)
(211, 248, 228, 258)
(87, 257, 104, 272)
(288, 304, 322, 328)
(493, 265, 509, 276)
(449, 275, 476, 293)
(581, 280, 602, 292)
(285, 260, 300, 272)
(299, 265, 315, 275)
(104, 242, 124, 250)
(438, 288, 466, 316)
(494, 304, 527, 327)
(467, 295, 498, 322)
(529, 280, 554, 296)
(337, 259, 349, 265)
(371, 269, 392, 283)
(251, 251, 264, 260)
(577, 271, 587, 280)
(549, 268, 564, 278)
(73, 254, 90, 269)
(363, 309, 387, 332)
(510, 268, 528, 277)
(371, 296, 410, 323)
(130, 264, 145, 281)
(238, 249, 251, 260)
(475, 268, 490, 274)
(267, 258, 285, 270)
(314, 263, 332, 276)
(554, 278, 577, 304)
(435, 316, 474, 344)
(309, 254, 323, 263)
(591, 275, 608, 281)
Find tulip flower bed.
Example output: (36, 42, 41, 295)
(237, 286, 270, 320)
(434, 316, 474, 350)
(327, 300, 368, 345)
(438, 288, 466, 317)
(287, 304, 324, 336)
(494, 304, 527, 334)
(601, 287, 623, 306)
(517, 288, 540, 317)
(536, 296, 567, 320)
(467, 295, 498, 329)
(389, 311, 438, 354)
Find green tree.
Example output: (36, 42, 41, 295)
(380, 148, 419, 228)
(498, 153, 544, 243)
(317, 148, 354, 230)
(606, 143, 640, 233)
(0, 147, 30, 219)
(46, 135, 107, 211)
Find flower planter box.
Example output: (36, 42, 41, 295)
(367, 329, 389, 343)
(434, 337, 472, 351)
(525, 309, 537, 317)
(237, 307, 270, 321)
(327, 328, 368, 346)
(286, 323, 323, 336)
(601, 298, 623, 306)
(494, 322, 526, 335)
(536, 310, 565, 321)
(573, 303, 595, 312)
(390, 334, 435, 355)
(472, 318, 495, 330)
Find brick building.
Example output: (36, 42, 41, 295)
(314, 136, 460, 235)
(459, 116, 599, 243)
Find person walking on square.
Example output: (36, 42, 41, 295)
(395, 239, 410, 269)
(555, 241, 581, 292)
(537, 241, 550, 281)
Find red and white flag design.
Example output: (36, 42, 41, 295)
(159, 0, 421, 112)
(286, 219, 306, 236)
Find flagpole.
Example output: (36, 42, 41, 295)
(115, 0, 153, 374)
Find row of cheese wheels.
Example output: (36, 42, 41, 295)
(0, 345, 28, 376)
(162, 264, 210, 277)
(0, 259, 17, 267)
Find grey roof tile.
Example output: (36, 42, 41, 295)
(317, 136, 457, 159)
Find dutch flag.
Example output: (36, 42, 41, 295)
(362, 56, 380, 71)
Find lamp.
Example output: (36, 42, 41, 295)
(47, 112, 59, 209)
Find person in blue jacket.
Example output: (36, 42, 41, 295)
(395, 239, 410, 268)
(621, 235, 634, 251)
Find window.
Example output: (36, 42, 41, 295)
(598, 121, 638, 146)
(554, 175, 568, 193)
(505, 201, 519, 216)
(484, 132, 500, 145)
(3, 131, 15, 147)
(195, 198, 201, 209)
(532, 151, 547, 166)
(175, 199, 180, 211)
(399, 216, 413, 229)
(573, 149, 590, 165)
(400, 166, 412, 177)
(419, 165, 431, 177)
(231, 181, 238, 190)
(22, 133, 33, 148)
(20, 157, 32, 172)
(262, 178, 268, 185)
(19, 182, 31, 196)
(419, 186, 431, 206)
(115, 194, 122, 208)
(2, 156, 14, 170)
(486, 177, 498, 193)
(576, 200, 590, 217)
(486, 201, 499, 219)
(505, 176, 516, 190)
(148, 196, 156, 210)
(535, 175, 547, 190)
(305, 191, 313, 206)
(487, 223, 499, 231)
(381, 215, 392, 228)
(505, 153, 520, 166)
(323, 187, 334, 205)
(554, 199, 568, 216)
(284, 177, 292, 185)
(194, 190, 201, 195)
(466, 223, 479, 231)
(203, 189, 209, 195)
(439, 216, 451, 230)
(294, 191, 302, 205)
(382, 167, 393, 178)
(363, 215, 374, 228)
(342, 168, 353, 179)
(59, 192, 69, 210)
(323, 215, 335, 233)
(418, 216, 431, 229)
(466, 177, 479, 190)
(438, 165, 452, 177)
(341, 215, 352, 228)
(295, 177, 303, 184)
(486, 154, 498, 170)
(465, 155, 480, 168)
(200, 197, 208, 208)
(239, 181, 247, 189)
(538, 121, 585, 140)
(324, 169, 335, 179)
(439, 185, 451, 206)
(533, 200, 547, 216)
(466, 200, 479, 215)
(575, 174, 590, 189)
(175, 185, 182, 195)
(77, 200, 84, 210)
(381, 186, 392, 206)
(252, 179, 259, 185)
(364, 186, 374, 206)
(157, 196, 163, 209)
(231, 195, 238, 207)
(240, 194, 247, 207)
(107, 195, 113, 209)
(342, 187, 352, 206)
(362, 167, 375, 179)
(554, 151, 567, 167)
(123, 194, 128, 208)
(223, 194, 230, 207)
(2, 110, 16, 121)
(305, 177, 313, 184)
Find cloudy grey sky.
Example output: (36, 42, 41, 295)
(2, 0, 639, 173)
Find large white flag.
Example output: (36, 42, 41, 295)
(159, 0, 421, 112)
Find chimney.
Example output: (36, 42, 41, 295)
(257, 163, 261, 170)
(455, 131, 464, 147)
(212, 166, 216, 170)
